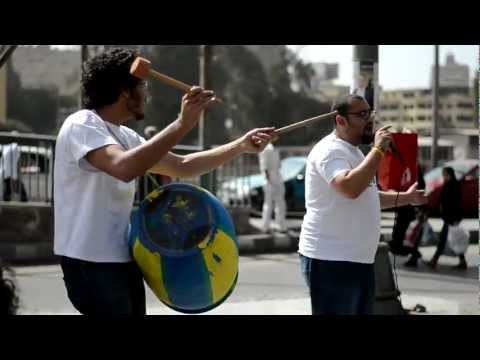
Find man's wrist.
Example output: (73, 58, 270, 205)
(402, 191, 413, 206)
(371, 146, 385, 157)
(176, 115, 194, 132)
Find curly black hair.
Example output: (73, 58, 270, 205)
(81, 47, 142, 109)
(0, 264, 19, 316)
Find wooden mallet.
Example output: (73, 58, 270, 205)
(275, 111, 339, 135)
(130, 57, 222, 102)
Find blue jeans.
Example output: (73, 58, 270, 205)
(61, 256, 146, 316)
(300, 254, 375, 315)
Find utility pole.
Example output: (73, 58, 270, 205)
(473, 68, 479, 135)
(431, 45, 440, 170)
(0, 45, 18, 124)
(353, 45, 407, 315)
(352, 45, 379, 111)
(353, 45, 379, 154)
(80, 45, 89, 108)
(199, 45, 215, 193)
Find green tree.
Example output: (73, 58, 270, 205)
(111, 45, 330, 147)
(6, 61, 59, 134)
(265, 47, 332, 146)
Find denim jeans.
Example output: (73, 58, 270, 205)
(299, 254, 375, 315)
(60, 256, 146, 316)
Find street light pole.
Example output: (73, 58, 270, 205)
(431, 45, 440, 170)
(198, 45, 211, 150)
(352, 45, 407, 314)
(353, 45, 379, 154)
(199, 45, 214, 192)
(352, 45, 379, 110)
(80, 45, 89, 109)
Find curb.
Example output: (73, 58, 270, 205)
(0, 242, 59, 265)
(237, 233, 298, 254)
(1, 229, 477, 265)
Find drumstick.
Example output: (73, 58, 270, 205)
(275, 111, 338, 135)
(130, 57, 223, 102)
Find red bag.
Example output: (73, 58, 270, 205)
(377, 133, 418, 192)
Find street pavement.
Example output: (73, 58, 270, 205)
(13, 244, 478, 315)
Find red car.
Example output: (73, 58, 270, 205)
(424, 159, 479, 218)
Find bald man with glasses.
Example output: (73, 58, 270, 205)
(298, 94, 427, 315)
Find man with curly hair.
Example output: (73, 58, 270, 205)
(54, 47, 275, 316)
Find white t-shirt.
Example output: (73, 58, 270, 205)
(258, 144, 282, 183)
(298, 132, 381, 264)
(53, 109, 145, 262)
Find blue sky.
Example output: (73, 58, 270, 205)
(288, 45, 478, 90)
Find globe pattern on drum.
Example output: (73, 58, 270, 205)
(129, 183, 239, 314)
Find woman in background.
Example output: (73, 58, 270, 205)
(426, 167, 466, 270)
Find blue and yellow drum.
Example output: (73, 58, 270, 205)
(129, 183, 239, 314)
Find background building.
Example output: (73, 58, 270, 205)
(308, 62, 349, 103)
(379, 88, 476, 134)
(10, 46, 80, 98)
(378, 53, 477, 169)
(431, 52, 470, 89)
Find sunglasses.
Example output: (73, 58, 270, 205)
(346, 109, 376, 120)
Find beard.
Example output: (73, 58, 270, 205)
(126, 98, 145, 121)
(133, 111, 145, 121)
(361, 130, 374, 145)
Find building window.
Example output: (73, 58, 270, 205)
(457, 102, 473, 108)
(418, 116, 426, 121)
(457, 116, 472, 121)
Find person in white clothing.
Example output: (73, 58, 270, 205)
(1, 142, 28, 202)
(54, 48, 275, 316)
(258, 143, 286, 232)
(298, 94, 427, 315)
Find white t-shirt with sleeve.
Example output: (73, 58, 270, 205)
(298, 132, 381, 264)
(258, 144, 282, 184)
(1, 143, 21, 179)
(53, 109, 146, 262)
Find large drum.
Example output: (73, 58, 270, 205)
(129, 183, 239, 314)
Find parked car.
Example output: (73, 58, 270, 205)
(0, 145, 53, 202)
(219, 156, 307, 213)
(424, 159, 478, 218)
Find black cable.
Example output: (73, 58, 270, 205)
(392, 191, 401, 302)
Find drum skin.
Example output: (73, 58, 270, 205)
(129, 183, 239, 314)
